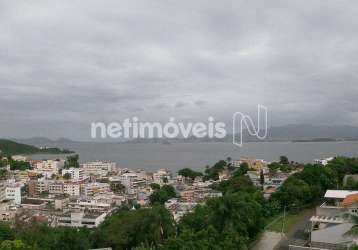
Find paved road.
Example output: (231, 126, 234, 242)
(251, 208, 315, 250)
(274, 208, 315, 250)
(251, 231, 283, 250)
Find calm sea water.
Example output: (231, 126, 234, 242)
(29, 141, 358, 172)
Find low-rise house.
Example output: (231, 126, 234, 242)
(314, 157, 334, 166)
(179, 187, 222, 203)
(28, 179, 49, 196)
(35, 159, 65, 178)
(84, 182, 110, 196)
(232, 158, 267, 171)
(218, 169, 231, 181)
(54, 195, 69, 210)
(0, 202, 16, 222)
(12, 155, 28, 161)
(21, 198, 47, 210)
(82, 161, 116, 177)
(165, 198, 197, 222)
(67, 197, 111, 213)
(309, 190, 358, 247)
(153, 169, 171, 185)
(116, 173, 146, 194)
(57, 211, 107, 228)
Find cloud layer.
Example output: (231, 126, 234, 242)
(0, 0, 358, 139)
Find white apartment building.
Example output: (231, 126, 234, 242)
(116, 173, 146, 194)
(48, 181, 80, 196)
(35, 159, 65, 177)
(63, 183, 80, 196)
(117, 173, 139, 187)
(57, 211, 107, 228)
(84, 182, 110, 196)
(0, 182, 7, 202)
(62, 168, 85, 181)
(67, 198, 111, 212)
(48, 182, 64, 195)
(5, 184, 22, 205)
(153, 169, 171, 185)
(82, 161, 116, 177)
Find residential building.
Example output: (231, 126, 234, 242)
(153, 169, 171, 185)
(48, 181, 80, 196)
(5, 183, 22, 205)
(84, 182, 110, 196)
(0, 202, 16, 222)
(21, 198, 47, 210)
(63, 182, 80, 196)
(62, 168, 85, 181)
(35, 159, 65, 177)
(49, 182, 64, 195)
(165, 198, 197, 222)
(57, 211, 107, 228)
(309, 190, 358, 246)
(12, 155, 28, 161)
(67, 197, 112, 213)
(314, 157, 334, 166)
(232, 158, 267, 170)
(28, 179, 48, 196)
(82, 161, 116, 177)
(116, 173, 146, 194)
(0, 182, 6, 202)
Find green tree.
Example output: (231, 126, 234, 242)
(279, 156, 289, 165)
(205, 160, 227, 180)
(0, 240, 30, 250)
(178, 168, 203, 180)
(9, 160, 31, 171)
(150, 185, 176, 205)
(150, 183, 160, 190)
(64, 155, 79, 168)
(62, 173, 71, 180)
(345, 215, 358, 237)
(260, 170, 265, 186)
(94, 206, 175, 249)
(0, 224, 14, 242)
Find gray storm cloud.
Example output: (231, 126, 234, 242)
(0, 0, 357, 139)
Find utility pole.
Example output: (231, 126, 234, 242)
(281, 205, 286, 235)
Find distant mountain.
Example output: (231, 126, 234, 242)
(267, 124, 358, 141)
(0, 139, 74, 156)
(122, 124, 358, 144)
(12, 137, 77, 146)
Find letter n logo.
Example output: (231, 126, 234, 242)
(232, 105, 268, 147)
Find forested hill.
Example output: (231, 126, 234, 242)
(0, 139, 73, 155)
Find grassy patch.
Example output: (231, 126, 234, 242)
(267, 212, 302, 233)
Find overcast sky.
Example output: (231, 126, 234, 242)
(0, 0, 358, 140)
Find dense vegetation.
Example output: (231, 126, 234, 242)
(1, 156, 358, 249)
(64, 154, 80, 168)
(177, 168, 203, 180)
(9, 159, 32, 171)
(0, 154, 31, 172)
(0, 139, 73, 156)
(149, 185, 177, 204)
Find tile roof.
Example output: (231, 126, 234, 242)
(342, 193, 358, 206)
